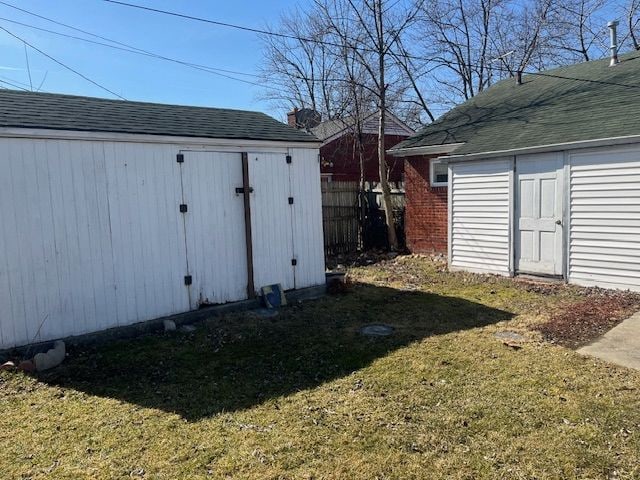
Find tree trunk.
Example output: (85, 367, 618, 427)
(376, 0, 398, 251)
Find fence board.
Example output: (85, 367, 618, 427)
(321, 181, 360, 256)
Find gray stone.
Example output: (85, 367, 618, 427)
(494, 331, 527, 342)
(251, 308, 279, 319)
(180, 325, 197, 333)
(163, 319, 177, 332)
(33, 340, 65, 372)
(360, 324, 395, 337)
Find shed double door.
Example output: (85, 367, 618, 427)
(178, 151, 298, 310)
(515, 153, 564, 276)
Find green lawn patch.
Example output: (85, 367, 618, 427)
(1, 256, 640, 479)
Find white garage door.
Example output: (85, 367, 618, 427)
(569, 147, 640, 291)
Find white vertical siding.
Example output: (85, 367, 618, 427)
(103, 142, 190, 326)
(568, 147, 640, 291)
(181, 151, 248, 306)
(248, 152, 296, 291)
(449, 158, 512, 275)
(289, 148, 326, 289)
(0, 138, 323, 350)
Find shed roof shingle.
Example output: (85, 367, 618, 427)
(0, 89, 318, 143)
(391, 52, 640, 156)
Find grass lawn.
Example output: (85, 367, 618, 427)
(2, 256, 640, 479)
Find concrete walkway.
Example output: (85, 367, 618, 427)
(578, 312, 640, 370)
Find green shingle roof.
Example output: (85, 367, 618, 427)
(0, 89, 318, 143)
(391, 52, 640, 156)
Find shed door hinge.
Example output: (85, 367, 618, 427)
(184, 275, 192, 286)
(177, 153, 184, 163)
(286, 155, 292, 164)
(235, 187, 254, 194)
(288, 197, 294, 205)
(291, 258, 297, 266)
(180, 204, 188, 213)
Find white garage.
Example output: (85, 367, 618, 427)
(447, 145, 640, 292)
(390, 51, 640, 292)
(0, 90, 325, 350)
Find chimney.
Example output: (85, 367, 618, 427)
(287, 108, 299, 128)
(516, 70, 522, 85)
(608, 20, 619, 66)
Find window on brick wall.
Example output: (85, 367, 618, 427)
(430, 159, 448, 187)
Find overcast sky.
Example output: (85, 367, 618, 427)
(0, 0, 299, 119)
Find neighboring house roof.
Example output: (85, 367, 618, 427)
(391, 51, 640, 157)
(0, 89, 318, 143)
(311, 110, 414, 144)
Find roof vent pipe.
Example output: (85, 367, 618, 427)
(608, 20, 620, 66)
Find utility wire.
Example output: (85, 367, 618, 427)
(2, 0, 637, 100)
(0, 77, 30, 90)
(101, 0, 640, 91)
(102, 0, 367, 53)
(0, 10, 294, 94)
(0, 4, 258, 78)
(0, 25, 126, 99)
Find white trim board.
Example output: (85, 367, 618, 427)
(445, 135, 640, 162)
(0, 127, 323, 149)
(388, 142, 464, 157)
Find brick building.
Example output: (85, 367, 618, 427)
(388, 144, 461, 254)
(287, 109, 414, 184)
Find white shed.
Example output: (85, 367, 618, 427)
(0, 90, 325, 350)
(390, 52, 640, 292)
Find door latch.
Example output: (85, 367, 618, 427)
(235, 187, 254, 194)
(555, 219, 562, 225)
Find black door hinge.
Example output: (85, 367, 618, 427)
(184, 275, 192, 286)
(286, 155, 292, 164)
(177, 153, 184, 163)
(180, 204, 188, 213)
(291, 258, 297, 266)
(235, 187, 254, 194)
(288, 197, 294, 205)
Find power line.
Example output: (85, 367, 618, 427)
(0, 2, 259, 78)
(0, 77, 30, 90)
(101, 0, 640, 91)
(1, 0, 636, 105)
(0, 5, 296, 94)
(102, 0, 361, 52)
(0, 25, 126, 99)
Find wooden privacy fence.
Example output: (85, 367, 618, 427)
(321, 180, 405, 257)
(322, 181, 360, 256)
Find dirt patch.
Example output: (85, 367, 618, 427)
(534, 290, 640, 348)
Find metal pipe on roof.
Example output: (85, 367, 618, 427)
(608, 20, 620, 66)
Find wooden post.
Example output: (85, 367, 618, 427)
(241, 152, 256, 298)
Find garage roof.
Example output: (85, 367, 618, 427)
(0, 89, 319, 143)
(390, 52, 640, 156)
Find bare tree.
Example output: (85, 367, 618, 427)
(552, 0, 607, 61)
(628, 0, 640, 50)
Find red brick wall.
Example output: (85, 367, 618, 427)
(320, 133, 408, 183)
(404, 155, 448, 253)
